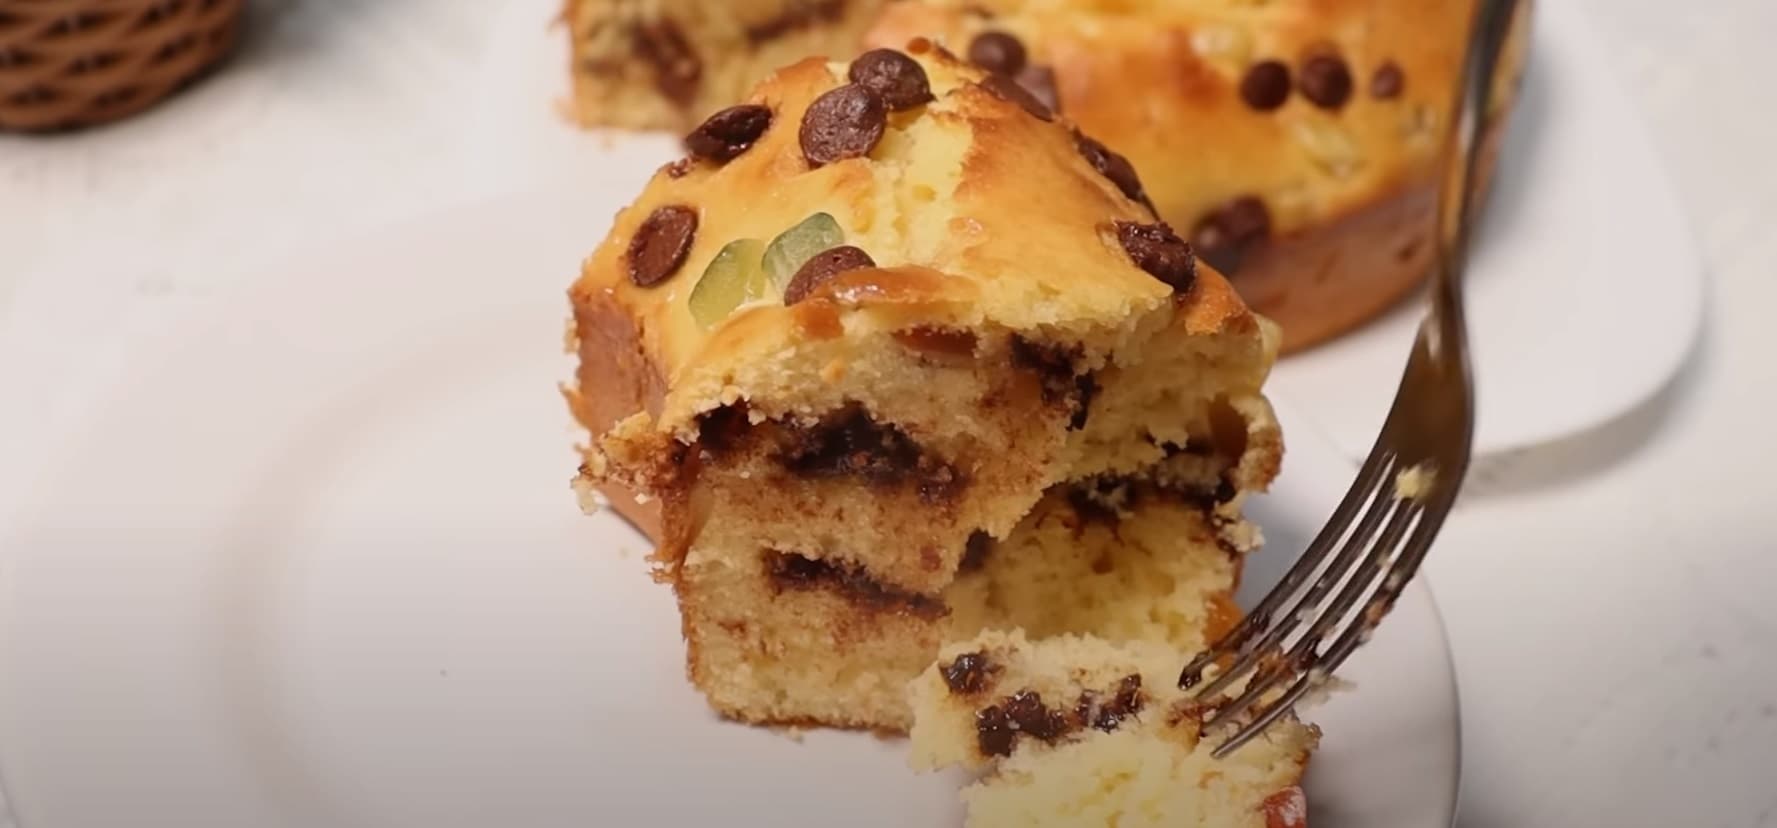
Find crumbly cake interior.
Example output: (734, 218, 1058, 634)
(589, 310, 1280, 727)
(618, 319, 1281, 728)
(679, 471, 1265, 729)
(909, 630, 1318, 828)
(945, 488, 1253, 652)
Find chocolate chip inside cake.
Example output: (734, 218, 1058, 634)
(909, 630, 1319, 828)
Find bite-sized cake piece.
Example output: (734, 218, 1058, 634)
(568, 41, 1281, 730)
(563, 0, 888, 129)
(866, 0, 1532, 350)
(910, 630, 1319, 828)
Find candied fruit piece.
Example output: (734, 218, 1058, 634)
(763, 213, 844, 291)
(689, 238, 768, 328)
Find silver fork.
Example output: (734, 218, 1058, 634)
(1178, 0, 1521, 758)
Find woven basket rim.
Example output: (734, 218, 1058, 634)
(0, 0, 245, 132)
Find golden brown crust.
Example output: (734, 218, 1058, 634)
(1234, 105, 1514, 350)
(866, 1, 1466, 226)
(596, 480, 663, 540)
(865, 0, 1532, 351)
(568, 49, 1252, 438)
(570, 287, 669, 437)
(1237, 181, 1436, 351)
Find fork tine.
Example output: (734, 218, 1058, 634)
(1192, 454, 1400, 699)
(1203, 496, 1422, 729)
(1178, 444, 1400, 690)
(1211, 670, 1319, 759)
(1299, 470, 1461, 686)
(1190, 0, 1508, 761)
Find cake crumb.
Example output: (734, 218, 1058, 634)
(1394, 464, 1435, 500)
(572, 476, 607, 516)
(1296, 670, 1356, 710)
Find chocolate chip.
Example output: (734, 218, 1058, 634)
(1298, 52, 1354, 110)
(632, 19, 701, 106)
(1371, 60, 1405, 99)
(1004, 690, 1069, 742)
(799, 83, 888, 167)
(1009, 335, 1080, 407)
(1074, 131, 1152, 212)
(783, 245, 876, 304)
(766, 550, 829, 587)
(959, 531, 993, 573)
(776, 405, 969, 502)
(1215, 196, 1272, 244)
(967, 31, 1026, 76)
(1015, 64, 1060, 114)
(979, 74, 1052, 121)
(1066, 479, 1123, 527)
(1114, 221, 1195, 292)
(976, 705, 1016, 757)
(1078, 673, 1147, 732)
(1109, 674, 1145, 718)
(1239, 60, 1292, 111)
(663, 157, 695, 178)
(1214, 475, 1238, 503)
(762, 550, 949, 619)
(684, 104, 772, 162)
(942, 651, 999, 695)
(695, 403, 752, 457)
(1070, 373, 1098, 430)
(779, 404, 915, 481)
(1190, 196, 1271, 275)
(626, 205, 697, 287)
(848, 49, 934, 111)
(918, 463, 968, 505)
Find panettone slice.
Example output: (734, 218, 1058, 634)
(563, 0, 889, 130)
(567, 42, 1282, 728)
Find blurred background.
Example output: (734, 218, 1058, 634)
(3, 1, 1775, 827)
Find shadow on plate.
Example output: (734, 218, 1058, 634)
(1462, 294, 1708, 500)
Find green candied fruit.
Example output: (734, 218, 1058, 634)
(762, 212, 844, 291)
(688, 238, 769, 329)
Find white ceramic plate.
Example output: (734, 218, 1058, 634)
(463, 0, 1703, 460)
(0, 190, 1459, 828)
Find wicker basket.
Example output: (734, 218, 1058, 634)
(0, 0, 243, 132)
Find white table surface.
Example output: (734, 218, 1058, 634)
(3, 1, 1775, 826)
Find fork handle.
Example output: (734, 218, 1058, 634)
(1433, 0, 1524, 326)
(1421, 0, 1521, 364)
